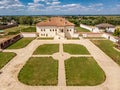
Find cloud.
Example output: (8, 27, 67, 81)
(34, 0, 46, 3)
(0, 0, 119, 15)
(46, 1, 61, 5)
(0, 0, 25, 9)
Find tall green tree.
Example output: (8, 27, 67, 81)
(113, 28, 120, 37)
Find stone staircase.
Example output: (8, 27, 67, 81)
(54, 32, 66, 40)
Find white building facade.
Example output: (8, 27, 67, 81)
(36, 17, 78, 39)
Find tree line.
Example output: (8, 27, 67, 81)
(65, 16, 120, 26)
(1, 16, 120, 26)
(0, 16, 48, 26)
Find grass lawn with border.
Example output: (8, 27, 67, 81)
(7, 38, 34, 49)
(63, 44, 90, 55)
(65, 57, 105, 86)
(18, 57, 58, 86)
(4, 25, 34, 35)
(67, 38, 80, 40)
(21, 27, 36, 32)
(75, 27, 90, 32)
(33, 44, 59, 55)
(91, 40, 120, 65)
(0, 52, 16, 69)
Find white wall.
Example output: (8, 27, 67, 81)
(102, 34, 118, 42)
(93, 27, 102, 33)
(65, 26, 74, 37)
(22, 33, 37, 37)
(36, 25, 77, 38)
(80, 24, 93, 31)
(36, 26, 57, 37)
(106, 28, 115, 33)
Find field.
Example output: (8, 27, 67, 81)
(7, 38, 34, 49)
(33, 44, 59, 55)
(4, 25, 36, 35)
(65, 57, 105, 86)
(91, 40, 120, 65)
(18, 57, 58, 86)
(63, 44, 90, 55)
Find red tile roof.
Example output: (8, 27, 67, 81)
(96, 23, 115, 28)
(36, 17, 74, 27)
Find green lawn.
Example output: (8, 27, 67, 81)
(7, 38, 34, 49)
(33, 44, 59, 55)
(65, 57, 105, 86)
(4, 25, 32, 35)
(21, 27, 36, 32)
(18, 57, 58, 86)
(0, 52, 16, 69)
(63, 44, 90, 55)
(75, 27, 90, 32)
(91, 40, 120, 65)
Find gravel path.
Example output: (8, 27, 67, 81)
(0, 39, 120, 90)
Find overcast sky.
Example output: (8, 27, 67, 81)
(0, 0, 120, 15)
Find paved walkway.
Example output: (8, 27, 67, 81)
(0, 39, 120, 90)
(58, 43, 66, 86)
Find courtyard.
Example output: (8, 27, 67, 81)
(0, 38, 120, 90)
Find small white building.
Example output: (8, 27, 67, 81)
(94, 23, 115, 33)
(36, 17, 78, 39)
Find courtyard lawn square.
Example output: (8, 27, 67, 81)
(33, 44, 59, 55)
(65, 57, 105, 86)
(7, 38, 34, 49)
(91, 40, 120, 65)
(63, 44, 90, 55)
(0, 52, 16, 69)
(18, 57, 58, 86)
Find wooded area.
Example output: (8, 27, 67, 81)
(1, 16, 120, 26)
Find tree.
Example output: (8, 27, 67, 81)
(19, 16, 33, 25)
(113, 28, 120, 37)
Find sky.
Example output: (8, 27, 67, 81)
(0, 0, 120, 15)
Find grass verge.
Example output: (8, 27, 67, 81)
(0, 52, 16, 69)
(91, 40, 120, 65)
(7, 38, 34, 49)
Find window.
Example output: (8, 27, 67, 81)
(61, 29, 63, 32)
